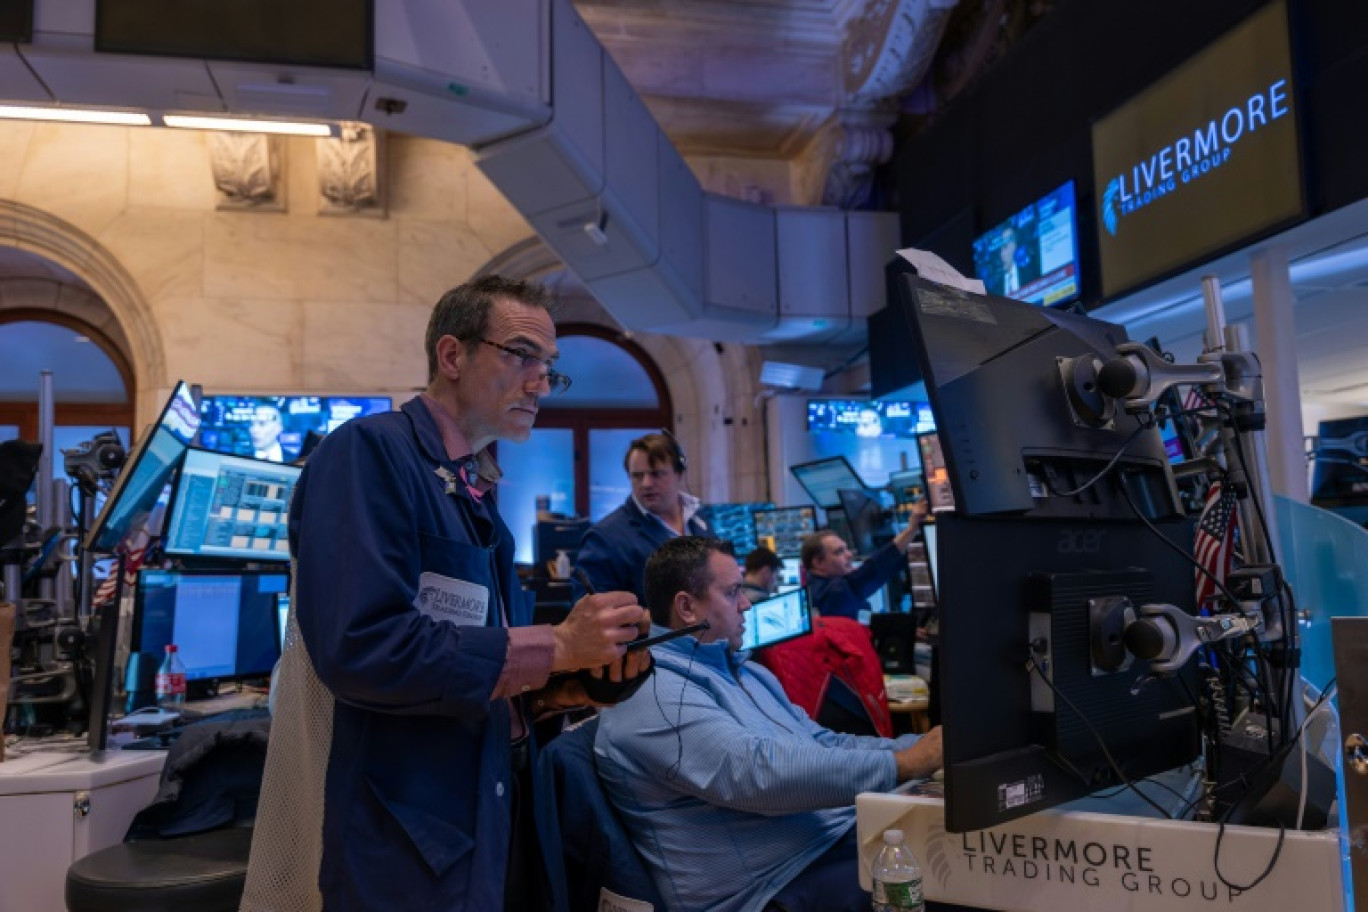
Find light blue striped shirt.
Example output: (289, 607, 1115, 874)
(595, 633, 920, 912)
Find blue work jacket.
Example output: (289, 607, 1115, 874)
(289, 396, 552, 912)
(806, 539, 906, 620)
(572, 496, 711, 605)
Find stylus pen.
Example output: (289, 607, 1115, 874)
(574, 568, 597, 596)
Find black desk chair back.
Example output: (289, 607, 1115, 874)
(65, 713, 269, 912)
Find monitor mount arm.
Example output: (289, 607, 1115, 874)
(1123, 601, 1262, 675)
(1087, 277, 1299, 709)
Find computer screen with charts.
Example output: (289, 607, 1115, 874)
(741, 587, 812, 651)
(163, 448, 300, 561)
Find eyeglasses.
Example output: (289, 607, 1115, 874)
(474, 338, 573, 396)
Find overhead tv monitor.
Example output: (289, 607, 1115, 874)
(1092, 1, 1302, 299)
(132, 568, 288, 691)
(163, 448, 301, 562)
(85, 381, 201, 553)
(805, 400, 934, 440)
(752, 506, 817, 557)
(791, 456, 866, 510)
(895, 273, 1180, 521)
(741, 587, 812, 652)
(95, 0, 372, 69)
(197, 395, 392, 464)
(972, 181, 1080, 307)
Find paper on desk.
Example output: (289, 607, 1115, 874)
(895, 248, 986, 296)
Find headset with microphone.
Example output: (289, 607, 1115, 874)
(658, 427, 688, 473)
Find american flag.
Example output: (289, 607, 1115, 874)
(1194, 481, 1238, 607)
(93, 541, 149, 607)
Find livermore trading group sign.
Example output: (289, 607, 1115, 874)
(1092, 1, 1303, 299)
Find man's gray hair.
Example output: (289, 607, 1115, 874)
(424, 275, 554, 382)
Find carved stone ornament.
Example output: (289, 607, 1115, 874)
(820, 0, 959, 208)
(207, 132, 285, 212)
(316, 123, 386, 218)
(820, 111, 897, 210)
(844, 0, 959, 105)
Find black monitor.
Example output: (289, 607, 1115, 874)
(752, 506, 817, 557)
(894, 276, 1203, 831)
(534, 518, 591, 573)
(937, 515, 1201, 832)
(741, 587, 813, 651)
(837, 488, 886, 557)
(85, 381, 200, 553)
(790, 456, 866, 510)
(870, 612, 918, 675)
(895, 273, 1180, 522)
(162, 448, 300, 562)
(132, 568, 288, 694)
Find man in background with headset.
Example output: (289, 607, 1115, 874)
(573, 430, 714, 605)
(596, 536, 943, 912)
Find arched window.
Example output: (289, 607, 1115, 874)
(0, 312, 134, 453)
(496, 324, 672, 565)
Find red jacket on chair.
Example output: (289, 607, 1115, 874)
(753, 616, 893, 738)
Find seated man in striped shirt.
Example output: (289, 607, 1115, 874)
(595, 536, 943, 912)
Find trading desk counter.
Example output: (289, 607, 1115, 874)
(856, 791, 1345, 911)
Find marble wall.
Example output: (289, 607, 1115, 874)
(0, 120, 768, 504)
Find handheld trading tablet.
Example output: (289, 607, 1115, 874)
(741, 588, 813, 651)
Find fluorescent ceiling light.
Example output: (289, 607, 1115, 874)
(0, 105, 151, 126)
(163, 115, 332, 136)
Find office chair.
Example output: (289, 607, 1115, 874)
(537, 717, 663, 912)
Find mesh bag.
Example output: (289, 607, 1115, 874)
(240, 582, 333, 912)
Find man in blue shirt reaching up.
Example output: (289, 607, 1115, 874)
(596, 536, 943, 912)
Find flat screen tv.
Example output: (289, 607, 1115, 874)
(972, 181, 1081, 307)
(806, 400, 934, 439)
(197, 395, 391, 464)
(95, 0, 372, 69)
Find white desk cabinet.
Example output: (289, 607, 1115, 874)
(0, 750, 165, 912)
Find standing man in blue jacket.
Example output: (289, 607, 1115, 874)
(801, 513, 921, 620)
(242, 276, 652, 912)
(572, 431, 713, 605)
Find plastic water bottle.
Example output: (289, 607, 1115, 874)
(871, 828, 924, 912)
(155, 644, 187, 711)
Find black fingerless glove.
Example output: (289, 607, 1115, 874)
(574, 659, 655, 705)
